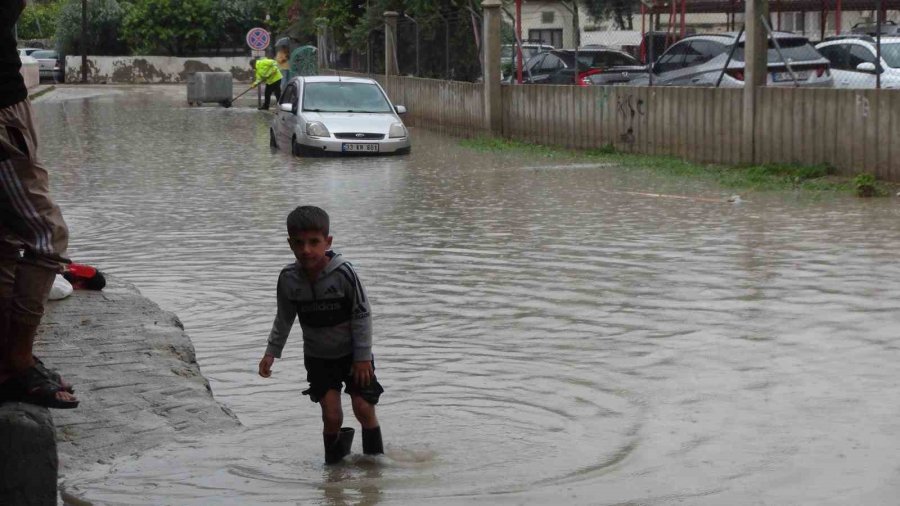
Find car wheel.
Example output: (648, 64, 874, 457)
(395, 147, 411, 155)
(291, 136, 302, 156)
(270, 129, 277, 148)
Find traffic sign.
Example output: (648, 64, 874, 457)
(246, 28, 271, 50)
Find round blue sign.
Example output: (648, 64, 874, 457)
(246, 28, 271, 50)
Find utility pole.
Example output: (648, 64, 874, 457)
(81, 0, 88, 83)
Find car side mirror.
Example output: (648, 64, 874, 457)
(279, 103, 292, 113)
(856, 62, 878, 73)
(395, 105, 407, 114)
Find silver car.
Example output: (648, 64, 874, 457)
(270, 76, 411, 156)
(632, 32, 832, 88)
(816, 36, 900, 89)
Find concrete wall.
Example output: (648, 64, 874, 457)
(335, 68, 900, 180)
(19, 56, 39, 89)
(65, 56, 255, 84)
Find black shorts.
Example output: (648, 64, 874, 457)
(302, 354, 384, 405)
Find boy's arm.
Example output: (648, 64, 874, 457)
(265, 273, 297, 359)
(344, 265, 373, 362)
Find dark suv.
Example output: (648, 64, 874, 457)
(521, 48, 643, 86)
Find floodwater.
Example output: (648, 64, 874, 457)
(34, 85, 900, 505)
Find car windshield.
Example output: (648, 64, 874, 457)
(733, 38, 822, 63)
(31, 50, 57, 59)
(302, 82, 392, 113)
(881, 42, 900, 68)
(576, 51, 638, 68)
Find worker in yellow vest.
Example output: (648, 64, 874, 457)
(250, 58, 283, 110)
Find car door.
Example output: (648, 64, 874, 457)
(276, 83, 298, 147)
(522, 54, 545, 83)
(681, 40, 728, 85)
(651, 41, 690, 85)
(536, 54, 565, 84)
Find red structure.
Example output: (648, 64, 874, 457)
(640, 0, 897, 40)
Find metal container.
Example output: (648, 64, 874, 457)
(186, 72, 233, 106)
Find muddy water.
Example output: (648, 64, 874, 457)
(34, 86, 900, 505)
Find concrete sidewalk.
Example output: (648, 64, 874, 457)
(36, 276, 241, 473)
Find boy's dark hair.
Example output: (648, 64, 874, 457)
(287, 206, 330, 236)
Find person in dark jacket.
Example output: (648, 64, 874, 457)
(0, 0, 78, 409)
(258, 206, 385, 464)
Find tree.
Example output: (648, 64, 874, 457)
(17, 1, 63, 41)
(582, 0, 638, 30)
(56, 0, 128, 55)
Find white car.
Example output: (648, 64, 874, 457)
(816, 36, 900, 89)
(270, 76, 411, 156)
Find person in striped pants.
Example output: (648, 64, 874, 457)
(0, 0, 78, 409)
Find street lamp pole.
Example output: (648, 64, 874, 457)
(81, 0, 87, 82)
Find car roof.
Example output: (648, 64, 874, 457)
(818, 36, 900, 45)
(681, 31, 809, 43)
(292, 75, 378, 85)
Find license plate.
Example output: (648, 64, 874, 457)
(773, 71, 810, 82)
(342, 143, 379, 153)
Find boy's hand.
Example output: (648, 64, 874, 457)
(352, 360, 373, 387)
(259, 354, 275, 378)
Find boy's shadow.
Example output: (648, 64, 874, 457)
(320, 458, 384, 506)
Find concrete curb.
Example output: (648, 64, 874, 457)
(0, 403, 57, 506)
(24, 275, 240, 497)
(28, 85, 56, 101)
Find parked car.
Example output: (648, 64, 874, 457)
(17, 47, 42, 58)
(851, 20, 900, 37)
(501, 42, 554, 68)
(30, 50, 63, 82)
(630, 32, 832, 88)
(270, 76, 410, 156)
(816, 36, 900, 89)
(520, 49, 645, 86)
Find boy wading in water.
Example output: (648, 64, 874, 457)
(259, 206, 384, 464)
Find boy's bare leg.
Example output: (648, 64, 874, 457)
(320, 389, 344, 434)
(352, 395, 383, 455)
(350, 394, 379, 429)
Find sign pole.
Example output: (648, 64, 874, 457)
(245, 27, 271, 109)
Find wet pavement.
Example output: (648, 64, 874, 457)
(33, 85, 900, 505)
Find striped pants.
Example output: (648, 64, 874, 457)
(0, 100, 69, 325)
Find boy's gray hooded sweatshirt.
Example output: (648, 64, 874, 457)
(266, 252, 373, 361)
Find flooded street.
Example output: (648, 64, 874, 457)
(35, 85, 900, 505)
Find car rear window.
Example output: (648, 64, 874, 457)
(733, 38, 822, 63)
(577, 51, 637, 68)
(31, 51, 57, 59)
(882, 42, 900, 68)
(302, 82, 392, 113)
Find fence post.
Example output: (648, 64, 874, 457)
(384, 11, 399, 78)
(742, 0, 768, 164)
(482, 0, 502, 134)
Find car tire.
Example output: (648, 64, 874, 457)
(395, 147, 411, 155)
(270, 129, 277, 148)
(291, 136, 302, 156)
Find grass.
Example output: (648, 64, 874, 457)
(459, 136, 892, 196)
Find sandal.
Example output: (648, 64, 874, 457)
(32, 355, 74, 393)
(0, 366, 79, 409)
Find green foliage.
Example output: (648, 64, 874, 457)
(122, 0, 217, 56)
(582, 0, 638, 30)
(56, 0, 128, 55)
(459, 137, 863, 195)
(852, 173, 887, 197)
(18, 1, 63, 41)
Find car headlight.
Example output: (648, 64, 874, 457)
(306, 121, 330, 137)
(389, 122, 407, 138)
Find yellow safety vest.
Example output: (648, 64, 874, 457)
(254, 59, 283, 86)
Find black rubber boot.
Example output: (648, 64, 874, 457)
(362, 426, 383, 455)
(339, 427, 355, 457)
(324, 428, 355, 465)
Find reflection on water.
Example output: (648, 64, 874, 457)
(36, 86, 900, 505)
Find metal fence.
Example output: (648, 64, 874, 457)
(321, 13, 483, 82)
(573, 2, 899, 90)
